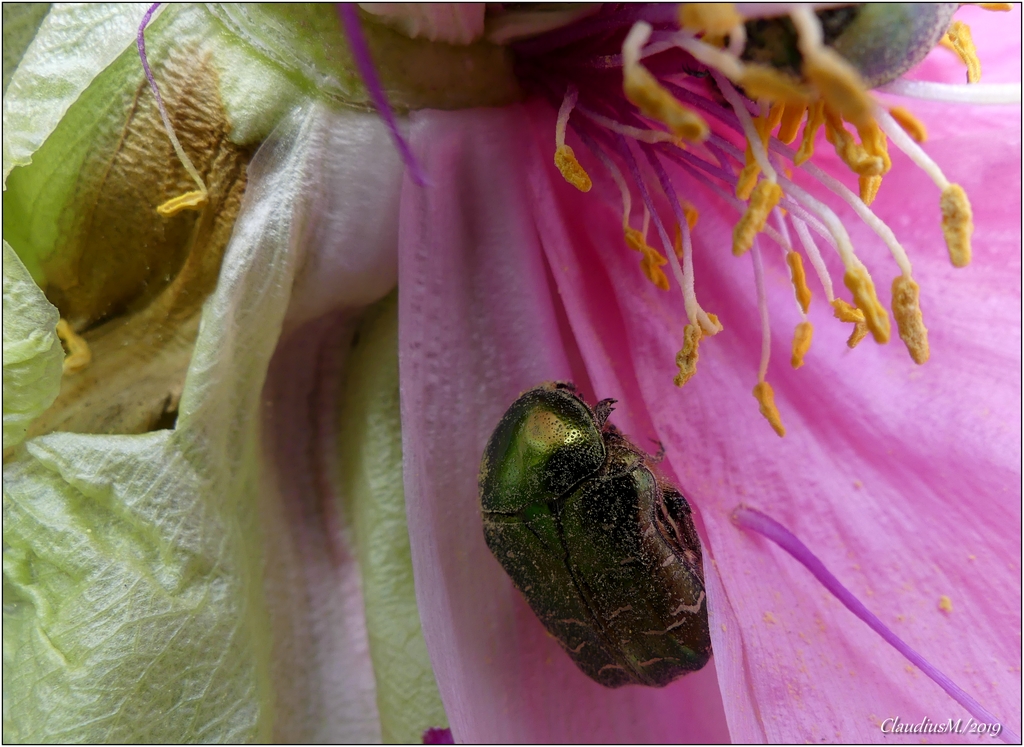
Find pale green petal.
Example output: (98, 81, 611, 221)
(1, 105, 323, 743)
(338, 292, 448, 743)
(2, 3, 151, 185)
(2, 240, 63, 450)
(2, 3, 51, 94)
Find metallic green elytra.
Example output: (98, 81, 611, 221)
(479, 382, 711, 688)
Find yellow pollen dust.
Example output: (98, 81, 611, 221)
(753, 381, 785, 437)
(940, 184, 974, 267)
(678, 2, 743, 36)
(554, 144, 593, 192)
(786, 251, 812, 313)
(791, 321, 813, 369)
(733, 180, 783, 256)
(946, 21, 982, 83)
(795, 100, 825, 165)
(777, 102, 807, 145)
(738, 65, 812, 106)
(888, 106, 928, 143)
(157, 189, 207, 217)
(55, 319, 92, 374)
(675, 323, 703, 386)
(624, 66, 709, 141)
(843, 266, 891, 343)
(802, 48, 873, 130)
(938, 595, 954, 614)
(891, 275, 930, 365)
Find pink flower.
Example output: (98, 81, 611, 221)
(395, 6, 1021, 743)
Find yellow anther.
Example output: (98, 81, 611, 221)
(859, 175, 882, 206)
(678, 3, 743, 36)
(640, 245, 670, 291)
(786, 251, 812, 313)
(795, 100, 825, 165)
(554, 144, 593, 192)
(55, 319, 92, 374)
(625, 227, 646, 252)
(705, 312, 722, 333)
(940, 184, 974, 268)
(736, 110, 779, 199)
(157, 190, 207, 217)
(831, 298, 865, 324)
(733, 180, 783, 256)
(856, 119, 891, 173)
(824, 109, 884, 177)
(888, 106, 928, 143)
(753, 381, 785, 437)
(682, 201, 699, 231)
(843, 266, 891, 343)
(624, 66, 709, 141)
(674, 323, 703, 386)
(891, 275, 930, 365)
(777, 102, 807, 145)
(791, 321, 813, 369)
(847, 321, 869, 349)
(738, 65, 812, 106)
(802, 48, 873, 130)
(946, 21, 982, 83)
(978, 3, 1011, 9)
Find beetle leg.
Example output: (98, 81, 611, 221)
(594, 397, 617, 426)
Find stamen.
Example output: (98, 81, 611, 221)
(714, 73, 777, 181)
(733, 180, 783, 256)
(891, 275, 930, 364)
(678, 3, 743, 37)
(732, 506, 1020, 746)
(790, 7, 873, 130)
(643, 144, 722, 332)
(940, 184, 974, 268)
(55, 319, 92, 374)
(887, 106, 927, 143)
(137, 3, 208, 215)
(623, 23, 709, 141)
(823, 108, 885, 178)
(578, 107, 680, 144)
(786, 251, 812, 314)
(337, 3, 428, 186)
(872, 106, 974, 268)
(675, 323, 703, 387)
(844, 265, 891, 344)
(794, 100, 825, 165)
(751, 243, 785, 437)
(791, 321, 813, 369)
(777, 102, 807, 145)
(945, 21, 982, 83)
(878, 79, 1021, 105)
(792, 216, 835, 303)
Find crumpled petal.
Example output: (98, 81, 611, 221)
(399, 106, 730, 743)
(2, 241, 63, 450)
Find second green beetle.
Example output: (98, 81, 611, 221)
(479, 382, 710, 687)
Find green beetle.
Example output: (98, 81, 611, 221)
(479, 382, 710, 687)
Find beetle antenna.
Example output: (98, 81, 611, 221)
(594, 398, 617, 426)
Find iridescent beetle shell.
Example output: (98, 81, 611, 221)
(479, 382, 710, 687)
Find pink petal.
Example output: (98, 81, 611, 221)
(398, 107, 730, 743)
(526, 70, 1020, 743)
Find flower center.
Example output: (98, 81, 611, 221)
(508, 3, 990, 435)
